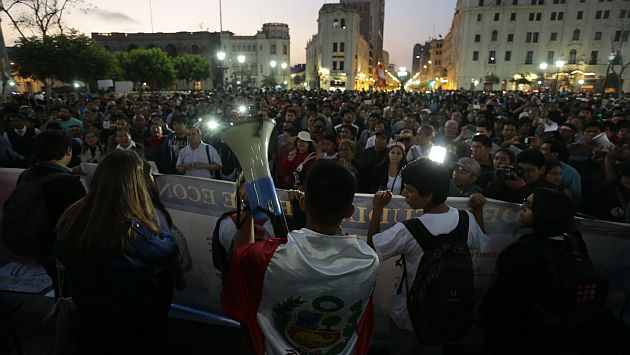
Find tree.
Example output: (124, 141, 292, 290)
(118, 48, 176, 90)
(0, 0, 86, 38)
(12, 32, 115, 92)
(261, 74, 276, 88)
(172, 54, 210, 89)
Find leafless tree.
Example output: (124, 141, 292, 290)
(0, 0, 88, 38)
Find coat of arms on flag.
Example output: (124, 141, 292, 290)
(272, 296, 364, 354)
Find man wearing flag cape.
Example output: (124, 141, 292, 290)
(222, 160, 379, 355)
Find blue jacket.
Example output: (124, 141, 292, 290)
(54, 212, 178, 318)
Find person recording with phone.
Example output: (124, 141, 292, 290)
(485, 149, 556, 203)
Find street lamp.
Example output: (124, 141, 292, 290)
(539, 63, 548, 91)
(281, 62, 288, 88)
(216, 51, 226, 89)
(602, 52, 617, 95)
(237, 54, 245, 86)
(554, 60, 565, 96)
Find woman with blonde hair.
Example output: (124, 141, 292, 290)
(55, 150, 178, 354)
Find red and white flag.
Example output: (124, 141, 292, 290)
(222, 228, 379, 355)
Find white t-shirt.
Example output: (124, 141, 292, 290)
(372, 207, 489, 330)
(386, 174, 403, 195)
(218, 215, 275, 255)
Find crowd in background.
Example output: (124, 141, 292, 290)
(2, 88, 629, 223)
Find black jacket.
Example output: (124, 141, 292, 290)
(17, 161, 86, 256)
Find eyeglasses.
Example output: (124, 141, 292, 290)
(521, 199, 533, 210)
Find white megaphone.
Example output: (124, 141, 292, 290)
(592, 132, 616, 151)
(220, 118, 282, 222)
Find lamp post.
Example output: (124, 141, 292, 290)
(397, 67, 409, 91)
(602, 52, 616, 95)
(237, 54, 245, 87)
(539, 62, 548, 92)
(281, 62, 288, 88)
(269, 60, 277, 87)
(554, 60, 565, 96)
(216, 51, 226, 89)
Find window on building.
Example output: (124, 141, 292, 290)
(533, 32, 539, 42)
(340, 19, 346, 28)
(505, 51, 512, 61)
(547, 51, 555, 62)
(333, 61, 337, 70)
(477, 13, 483, 21)
(513, 0, 518, 4)
(339, 61, 345, 70)
(473, 51, 479, 61)
(577, 11, 583, 19)
(536, 12, 542, 20)
(526, 32, 532, 42)
(568, 49, 577, 64)
(283, 44, 288, 55)
(491, 30, 498, 41)
(595, 32, 602, 40)
(558, 12, 564, 20)
(333, 42, 338, 52)
(596, 10, 602, 19)
(507, 33, 514, 41)
(489, 50, 497, 64)
(551, 12, 557, 20)
(589, 51, 599, 64)
(494, 13, 500, 21)
(621, 9, 627, 18)
(603, 10, 610, 19)
(573, 29, 580, 41)
(479, 0, 484, 5)
(270, 44, 277, 54)
(510, 13, 516, 20)
(496, 0, 502, 4)
(475, 34, 481, 42)
(529, 13, 535, 20)
(525, 51, 534, 64)
(191, 44, 200, 54)
(194, 80, 202, 90)
(333, 19, 339, 28)
(340, 42, 345, 52)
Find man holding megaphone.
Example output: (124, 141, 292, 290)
(221, 160, 379, 355)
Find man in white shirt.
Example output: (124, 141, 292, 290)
(176, 126, 222, 178)
(367, 158, 488, 354)
(406, 125, 434, 162)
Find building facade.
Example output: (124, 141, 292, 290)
(92, 23, 290, 90)
(443, 0, 630, 92)
(306, 3, 370, 91)
(340, 0, 385, 68)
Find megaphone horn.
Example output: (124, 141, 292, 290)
(219, 118, 283, 222)
(592, 132, 616, 151)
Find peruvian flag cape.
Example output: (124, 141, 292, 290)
(222, 228, 380, 355)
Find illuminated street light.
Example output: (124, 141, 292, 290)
(270, 60, 277, 68)
(539, 63, 548, 70)
(217, 51, 226, 61)
(554, 60, 565, 95)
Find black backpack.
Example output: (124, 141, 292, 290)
(521, 232, 609, 335)
(2, 172, 67, 257)
(401, 210, 475, 345)
(211, 211, 238, 284)
(211, 210, 273, 284)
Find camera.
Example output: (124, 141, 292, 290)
(496, 165, 524, 181)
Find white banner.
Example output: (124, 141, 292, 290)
(1, 169, 629, 336)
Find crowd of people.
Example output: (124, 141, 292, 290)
(2, 88, 630, 354)
(2, 89, 629, 222)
